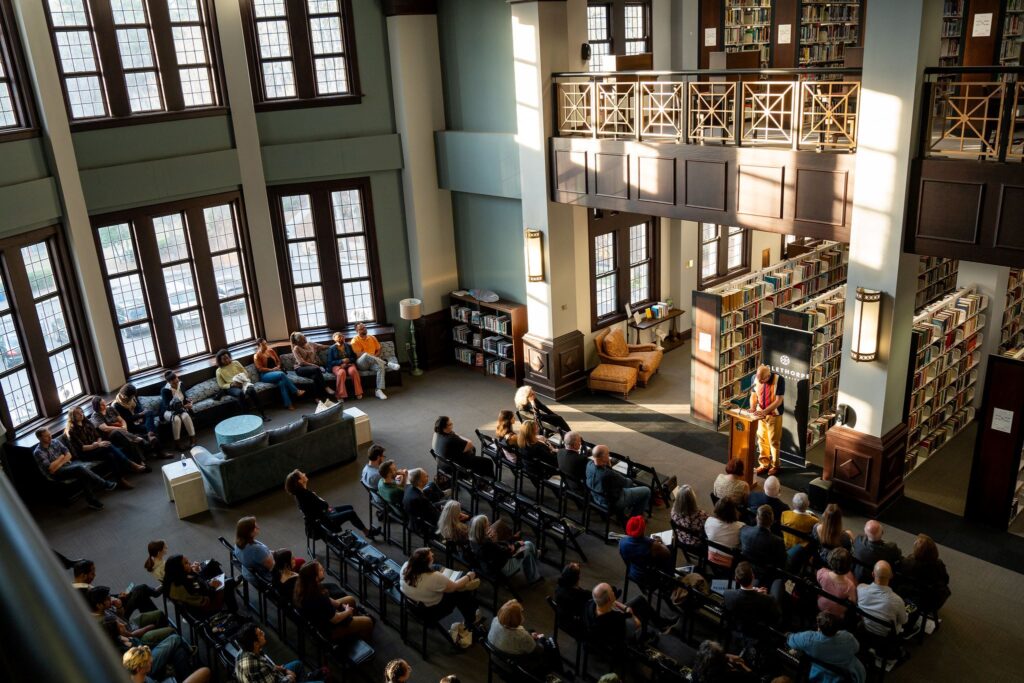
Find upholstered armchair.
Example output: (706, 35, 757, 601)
(594, 327, 663, 386)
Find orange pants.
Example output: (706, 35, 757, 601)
(757, 414, 782, 468)
(332, 364, 362, 399)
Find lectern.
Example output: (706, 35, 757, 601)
(725, 409, 759, 486)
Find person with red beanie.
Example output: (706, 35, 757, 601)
(618, 515, 673, 585)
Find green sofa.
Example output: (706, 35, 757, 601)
(190, 404, 356, 505)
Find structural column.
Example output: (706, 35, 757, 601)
(12, 1, 124, 390)
(824, 0, 938, 514)
(511, 0, 587, 398)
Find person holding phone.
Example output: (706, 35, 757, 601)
(163, 554, 237, 617)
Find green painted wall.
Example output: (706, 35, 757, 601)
(451, 192, 525, 303)
(0, 137, 62, 237)
(71, 115, 233, 169)
(435, 131, 520, 199)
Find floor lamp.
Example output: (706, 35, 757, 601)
(400, 298, 424, 376)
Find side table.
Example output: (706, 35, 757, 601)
(162, 459, 208, 519)
(343, 407, 372, 447)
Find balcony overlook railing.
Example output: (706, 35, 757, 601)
(554, 68, 862, 152)
(921, 66, 1024, 163)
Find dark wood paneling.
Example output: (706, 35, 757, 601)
(690, 290, 721, 425)
(698, 0, 722, 69)
(523, 330, 586, 400)
(553, 150, 587, 195)
(965, 355, 1024, 530)
(737, 164, 785, 218)
(772, 0, 798, 68)
(963, 0, 1002, 68)
(594, 153, 630, 199)
(906, 159, 1024, 268)
(794, 169, 848, 226)
(823, 422, 908, 515)
(684, 159, 728, 211)
(636, 156, 676, 204)
(381, 0, 438, 15)
(413, 308, 451, 371)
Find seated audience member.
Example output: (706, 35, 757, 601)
(404, 468, 441, 533)
(235, 623, 323, 683)
(72, 560, 160, 618)
(64, 406, 145, 486)
(488, 599, 560, 674)
(740, 505, 787, 570)
(671, 484, 709, 546)
(272, 549, 301, 604)
(897, 534, 951, 617)
(713, 459, 751, 506)
(289, 332, 332, 400)
(690, 640, 755, 683)
(816, 548, 858, 620)
(215, 349, 267, 420)
(295, 560, 374, 642)
(556, 431, 588, 491)
(495, 409, 520, 446)
(857, 561, 907, 637)
(705, 498, 744, 568)
(161, 371, 196, 449)
(618, 515, 672, 585)
(122, 644, 211, 683)
(515, 384, 571, 433)
(377, 459, 408, 506)
(361, 444, 387, 489)
(144, 540, 168, 582)
(234, 516, 274, 584)
(33, 427, 118, 508)
(437, 500, 470, 545)
(787, 612, 866, 683)
(326, 331, 363, 401)
(469, 514, 540, 584)
(113, 383, 158, 440)
(163, 553, 236, 617)
(781, 492, 818, 549)
(87, 586, 173, 646)
(553, 562, 591, 634)
(812, 504, 854, 566)
(516, 419, 557, 476)
(90, 395, 158, 465)
(433, 415, 495, 478)
(749, 475, 789, 527)
(852, 521, 902, 584)
(586, 583, 668, 647)
(352, 321, 400, 400)
(285, 469, 381, 539)
(586, 445, 651, 519)
(723, 562, 783, 640)
(400, 548, 481, 630)
(384, 659, 412, 683)
(254, 337, 304, 410)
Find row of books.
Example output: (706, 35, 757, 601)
(915, 257, 958, 311)
(454, 347, 483, 367)
(725, 27, 771, 47)
(812, 339, 842, 366)
(801, 3, 859, 23)
(452, 325, 480, 348)
(811, 356, 841, 386)
(1000, 269, 1024, 355)
(800, 44, 850, 65)
(800, 24, 858, 44)
(721, 339, 762, 367)
(481, 314, 511, 335)
(450, 306, 482, 326)
(482, 336, 513, 359)
(908, 406, 975, 471)
(719, 356, 759, 386)
(909, 364, 978, 431)
(486, 358, 513, 378)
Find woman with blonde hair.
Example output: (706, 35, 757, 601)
(488, 599, 560, 673)
(289, 331, 331, 399)
(671, 484, 708, 546)
(437, 499, 469, 545)
(514, 385, 570, 432)
(812, 503, 853, 565)
(516, 419, 557, 475)
(64, 406, 142, 486)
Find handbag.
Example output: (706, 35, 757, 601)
(448, 621, 473, 649)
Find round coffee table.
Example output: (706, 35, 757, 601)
(215, 414, 265, 446)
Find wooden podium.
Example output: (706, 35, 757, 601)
(725, 409, 759, 486)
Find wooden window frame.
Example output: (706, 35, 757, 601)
(0, 226, 97, 437)
(589, 210, 660, 331)
(269, 177, 385, 334)
(623, 1, 651, 55)
(698, 222, 750, 290)
(43, 0, 227, 130)
(587, 2, 613, 71)
(0, 0, 39, 140)
(240, 0, 362, 111)
(92, 192, 263, 378)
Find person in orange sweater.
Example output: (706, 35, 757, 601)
(351, 322, 400, 400)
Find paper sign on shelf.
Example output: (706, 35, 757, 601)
(972, 13, 992, 37)
(698, 332, 712, 352)
(992, 407, 1014, 434)
(778, 24, 791, 45)
(704, 28, 717, 47)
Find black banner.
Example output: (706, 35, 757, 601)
(760, 322, 813, 467)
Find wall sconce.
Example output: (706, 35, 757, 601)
(525, 229, 544, 283)
(850, 287, 881, 362)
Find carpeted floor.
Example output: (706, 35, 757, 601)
(24, 363, 1024, 682)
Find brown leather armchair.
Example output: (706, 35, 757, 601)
(594, 327, 663, 386)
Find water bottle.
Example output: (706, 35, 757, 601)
(181, 452, 187, 467)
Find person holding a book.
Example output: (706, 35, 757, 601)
(750, 364, 785, 476)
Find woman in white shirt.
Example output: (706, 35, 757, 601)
(144, 539, 167, 582)
(400, 548, 481, 629)
(704, 498, 745, 568)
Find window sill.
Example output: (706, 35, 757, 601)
(698, 266, 751, 291)
(68, 107, 229, 133)
(254, 94, 364, 113)
(0, 127, 41, 143)
(592, 313, 627, 332)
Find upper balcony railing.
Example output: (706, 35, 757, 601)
(921, 66, 1024, 163)
(553, 68, 862, 152)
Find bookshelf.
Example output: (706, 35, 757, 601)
(691, 241, 849, 430)
(799, 0, 861, 68)
(448, 292, 527, 385)
(777, 285, 846, 449)
(999, 269, 1024, 355)
(915, 256, 959, 312)
(904, 287, 988, 476)
(724, 0, 773, 66)
(1001, 0, 1024, 67)
(939, 0, 967, 67)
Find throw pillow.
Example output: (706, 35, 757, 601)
(221, 432, 270, 459)
(604, 329, 628, 357)
(187, 378, 221, 403)
(304, 402, 343, 431)
(267, 419, 308, 445)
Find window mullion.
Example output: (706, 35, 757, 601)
(147, 0, 183, 110)
(185, 206, 224, 350)
(89, 0, 131, 117)
(288, 0, 315, 100)
(311, 190, 344, 327)
(717, 228, 728, 276)
(132, 216, 176, 366)
(1, 254, 58, 416)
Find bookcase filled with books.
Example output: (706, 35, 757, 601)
(1001, 0, 1024, 67)
(799, 0, 862, 68)
(691, 241, 849, 430)
(915, 256, 958, 312)
(448, 292, 527, 385)
(939, 0, 967, 67)
(1000, 269, 1024, 355)
(776, 285, 846, 449)
(904, 287, 988, 476)
(724, 0, 773, 66)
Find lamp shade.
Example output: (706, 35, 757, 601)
(399, 298, 423, 321)
(850, 287, 881, 362)
(525, 229, 544, 283)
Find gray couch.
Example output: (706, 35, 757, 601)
(190, 404, 357, 505)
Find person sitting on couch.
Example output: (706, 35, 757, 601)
(64, 407, 146, 487)
(352, 322, 400, 400)
(254, 337, 305, 410)
(285, 469, 381, 540)
(161, 371, 196, 449)
(290, 332, 332, 400)
(113, 383, 158, 441)
(215, 349, 267, 421)
(33, 427, 118, 509)
(326, 331, 363, 401)
(90, 396, 159, 466)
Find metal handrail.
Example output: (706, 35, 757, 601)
(0, 471, 127, 681)
(923, 65, 1024, 75)
(553, 67, 862, 78)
